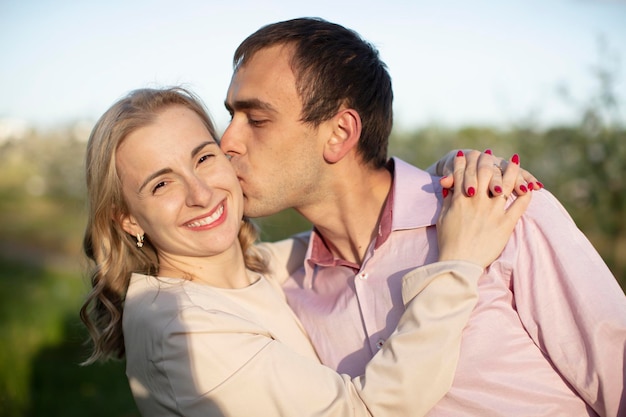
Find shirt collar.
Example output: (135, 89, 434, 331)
(389, 157, 443, 230)
(306, 157, 443, 271)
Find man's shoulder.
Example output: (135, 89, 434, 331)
(391, 157, 440, 193)
(390, 157, 435, 178)
(256, 232, 311, 285)
(517, 187, 575, 228)
(388, 157, 442, 228)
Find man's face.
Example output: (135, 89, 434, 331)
(221, 44, 327, 218)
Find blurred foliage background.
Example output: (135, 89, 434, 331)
(1, 47, 624, 417)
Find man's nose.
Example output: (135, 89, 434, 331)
(220, 123, 246, 158)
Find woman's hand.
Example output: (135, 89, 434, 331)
(436, 151, 532, 268)
(431, 149, 542, 198)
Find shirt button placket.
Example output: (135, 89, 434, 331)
(355, 269, 377, 354)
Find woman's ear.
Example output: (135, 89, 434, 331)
(118, 212, 144, 238)
(323, 108, 361, 164)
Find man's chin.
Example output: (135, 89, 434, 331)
(242, 199, 264, 219)
(243, 201, 283, 219)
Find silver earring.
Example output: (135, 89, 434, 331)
(136, 233, 144, 248)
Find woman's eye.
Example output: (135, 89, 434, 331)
(198, 154, 214, 164)
(152, 181, 167, 193)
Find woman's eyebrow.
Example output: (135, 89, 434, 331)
(138, 168, 172, 194)
(137, 141, 218, 194)
(191, 140, 218, 159)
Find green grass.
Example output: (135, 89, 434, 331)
(0, 257, 138, 417)
(0, 190, 85, 254)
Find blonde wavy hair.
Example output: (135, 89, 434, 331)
(79, 87, 268, 364)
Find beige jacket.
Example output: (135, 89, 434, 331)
(123, 237, 482, 416)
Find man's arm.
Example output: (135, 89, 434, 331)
(511, 188, 626, 417)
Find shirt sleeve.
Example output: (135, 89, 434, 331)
(510, 189, 626, 417)
(157, 261, 482, 417)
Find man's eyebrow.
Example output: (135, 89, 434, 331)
(224, 98, 277, 113)
(137, 141, 218, 194)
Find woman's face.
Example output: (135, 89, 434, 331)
(116, 105, 244, 263)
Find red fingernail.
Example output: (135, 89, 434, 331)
(512, 154, 520, 165)
(494, 185, 502, 194)
(536, 181, 544, 189)
(485, 149, 492, 155)
(456, 150, 464, 157)
(442, 188, 449, 198)
(520, 184, 528, 193)
(467, 187, 476, 197)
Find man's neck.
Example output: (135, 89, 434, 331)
(298, 163, 392, 265)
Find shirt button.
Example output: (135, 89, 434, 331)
(376, 338, 386, 350)
(358, 272, 369, 280)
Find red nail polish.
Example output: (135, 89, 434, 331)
(485, 149, 492, 155)
(442, 188, 449, 198)
(467, 187, 476, 197)
(536, 181, 544, 189)
(456, 150, 464, 157)
(494, 185, 502, 194)
(512, 154, 520, 165)
(527, 182, 534, 190)
(520, 184, 527, 193)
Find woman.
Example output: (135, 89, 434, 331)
(80, 87, 530, 416)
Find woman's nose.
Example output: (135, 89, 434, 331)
(185, 175, 213, 207)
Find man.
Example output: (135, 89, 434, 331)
(221, 17, 625, 416)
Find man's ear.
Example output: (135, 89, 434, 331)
(323, 108, 361, 164)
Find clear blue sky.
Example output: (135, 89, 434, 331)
(1, 0, 625, 131)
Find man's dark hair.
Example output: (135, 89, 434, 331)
(233, 17, 393, 168)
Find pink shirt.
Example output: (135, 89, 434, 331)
(282, 158, 626, 417)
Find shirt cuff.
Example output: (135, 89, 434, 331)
(401, 261, 484, 305)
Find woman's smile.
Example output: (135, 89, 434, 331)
(184, 200, 227, 230)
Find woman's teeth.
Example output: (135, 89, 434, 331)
(186, 205, 224, 228)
